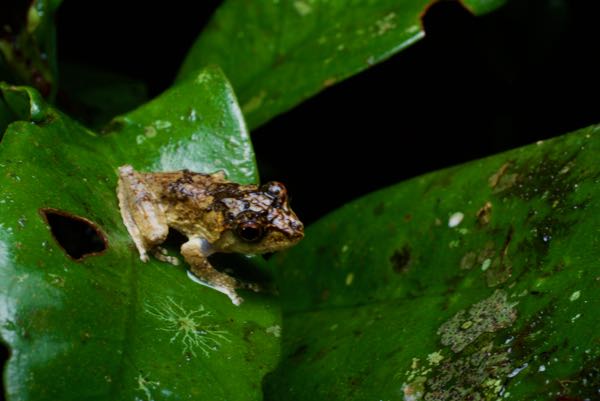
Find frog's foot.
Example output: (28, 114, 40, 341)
(152, 247, 180, 266)
(182, 238, 247, 305)
(186, 271, 243, 305)
(237, 281, 262, 293)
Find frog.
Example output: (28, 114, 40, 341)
(116, 164, 304, 305)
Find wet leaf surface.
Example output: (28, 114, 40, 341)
(177, 0, 507, 129)
(263, 125, 600, 400)
(0, 67, 279, 401)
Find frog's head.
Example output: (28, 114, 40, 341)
(218, 181, 304, 254)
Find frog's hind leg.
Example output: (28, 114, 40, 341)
(181, 238, 245, 305)
(117, 165, 168, 262)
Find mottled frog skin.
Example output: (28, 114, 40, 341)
(117, 165, 303, 305)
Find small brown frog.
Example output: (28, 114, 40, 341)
(116, 165, 303, 305)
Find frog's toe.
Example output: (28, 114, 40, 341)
(186, 270, 244, 306)
(240, 282, 261, 293)
(221, 288, 243, 305)
(230, 294, 244, 306)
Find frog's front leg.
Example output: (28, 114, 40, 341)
(117, 165, 168, 261)
(181, 237, 246, 305)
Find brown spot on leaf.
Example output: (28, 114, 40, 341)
(460, 251, 476, 270)
(323, 77, 336, 87)
(476, 201, 492, 226)
(390, 245, 411, 274)
(488, 162, 510, 188)
(80, 331, 92, 344)
(477, 241, 496, 263)
(348, 374, 364, 387)
(311, 347, 330, 362)
(488, 161, 518, 193)
(485, 227, 514, 287)
(485, 257, 512, 287)
(373, 202, 384, 216)
(290, 344, 308, 362)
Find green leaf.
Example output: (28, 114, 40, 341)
(461, 0, 507, 15)
(0, 0, 61, 98)
(264, 125, 600, 400)
(0, 67, 278, 401)
(176, 0, 507, 129)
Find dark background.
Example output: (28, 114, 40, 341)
(1, 1, 600, 398)
(56, 0, 600, 225)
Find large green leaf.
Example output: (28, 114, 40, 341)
(0, 0, 61, 98)
(176, 0, 507, 129)
(0, 67, 279, 401)
(264, 125, 600, 400)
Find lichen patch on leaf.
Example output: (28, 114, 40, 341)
(437, 290, 517, 353)
(373, 12, 397, 36)
(145, 297, 230, 357)
(425, 342, 512, 401)
(401, 342, 514, 401)
(136, 372, 160, 401)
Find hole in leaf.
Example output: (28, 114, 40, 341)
(0, 341, 9, 401)
(40, 208, 108, 260)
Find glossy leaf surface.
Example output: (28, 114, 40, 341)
(264, 125, 600, 400)
(0, 67, 278, 401)
(177, 0, 507, 129)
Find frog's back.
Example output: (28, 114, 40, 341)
(142, 170, 224, 199)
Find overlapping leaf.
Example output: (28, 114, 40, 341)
(264, 125, 600, 400)
(177, 0, 507, 129)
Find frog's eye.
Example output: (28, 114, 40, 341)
(236, 221, 264, 243)
(262, 181, 287, 200)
